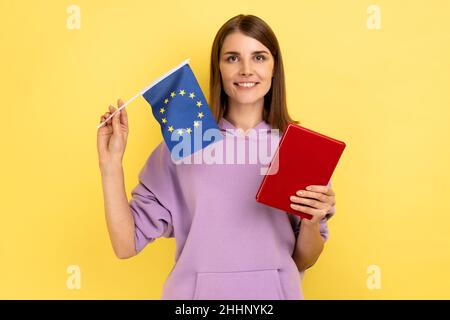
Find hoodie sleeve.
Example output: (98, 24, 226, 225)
(129, 142, 177, 254)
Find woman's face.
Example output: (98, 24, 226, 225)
(219, 31, 274, 107)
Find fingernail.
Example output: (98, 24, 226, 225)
(296, 191, 303, 196)
(306, 186, 312, 191)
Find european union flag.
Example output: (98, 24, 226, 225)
(142, 59, 222, 161)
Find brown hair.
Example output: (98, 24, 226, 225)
(209, 14, 298, 133)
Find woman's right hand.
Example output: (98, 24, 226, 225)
(97, 99, 129, 169)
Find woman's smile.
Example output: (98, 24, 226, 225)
(234, 82, 259, 89)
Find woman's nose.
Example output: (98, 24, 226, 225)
(239, 60, 253, 76)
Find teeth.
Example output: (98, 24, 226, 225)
(237, 82, 257, 87)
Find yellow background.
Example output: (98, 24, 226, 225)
(1, 0, 449, 299)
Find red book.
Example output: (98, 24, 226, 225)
(256, 123, 346, 220)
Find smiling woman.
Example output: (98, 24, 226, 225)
(97, 14, 336, 301)
(220, 33, 274, 116)
(209, 14, 298, 133)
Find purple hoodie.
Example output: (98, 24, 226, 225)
(129, 117, 334, 299)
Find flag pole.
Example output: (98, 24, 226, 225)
(96, 58, 191, 129)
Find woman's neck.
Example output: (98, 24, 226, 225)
(224, 99, 264, 132)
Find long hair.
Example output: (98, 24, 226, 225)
(209, 14, 298, 133)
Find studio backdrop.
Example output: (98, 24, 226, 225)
(1, 0, 449, 299)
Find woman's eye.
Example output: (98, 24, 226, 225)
(226, 55, 265, 62)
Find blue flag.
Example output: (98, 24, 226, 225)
(141, 60, 222, 161)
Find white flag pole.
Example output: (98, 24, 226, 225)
(96, 58, 191, 129)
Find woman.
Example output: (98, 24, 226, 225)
(97, 14, 336, 300)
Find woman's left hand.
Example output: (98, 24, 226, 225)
(289, 185, 335, 225)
